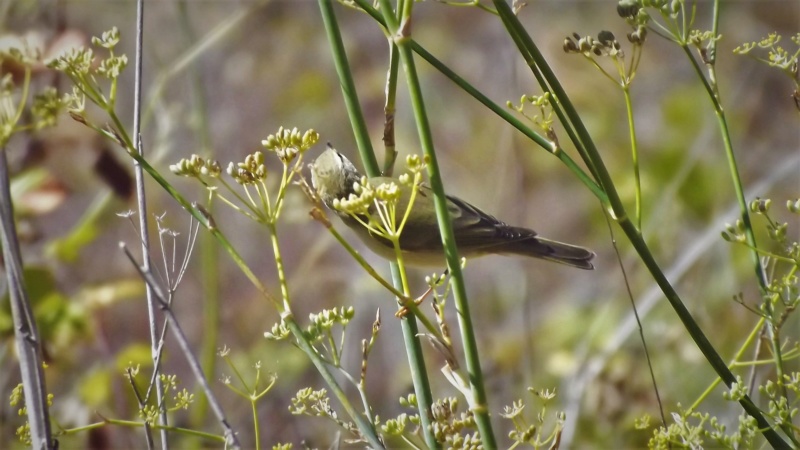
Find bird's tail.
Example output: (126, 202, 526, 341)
(499, 235, 595, 270)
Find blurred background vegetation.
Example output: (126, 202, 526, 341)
(1, 0, 798, 448)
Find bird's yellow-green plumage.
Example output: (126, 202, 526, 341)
(310, 146, 595, 269)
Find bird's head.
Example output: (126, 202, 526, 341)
(310, 144, 362, 207)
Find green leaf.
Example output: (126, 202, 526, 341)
(115, 343, 154, 372)
(46, 192, 112, 262)
(79, 367, 112, 407)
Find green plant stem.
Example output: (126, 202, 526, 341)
(376, 1, 496, 447)
(619, 219, 789, 447)
(681, 37, 789, 403)
(218, 178, 264, 219)
(495, 16, 602, 183)
(317, 0, 379, 174)
(283, 317, 384, 447)
(107, 133, 281, 309)
(264, 213, 296, 449)
(491, 3, 789, 447)
(61, 418, 226, 442)
(411, 43, 606, 199)
(689, 316, 766, 412)
(317, 2, 440, 448)
(383, 41, 400, 175)
(111, 144, 385, 446)
(336, 366, 377, 425)
(317, 215, 405, 297)
(350, 0, 605, 201)
(65, 20, 384, 447)
(705, 0, 791, 418)
(622, 87, 642, 230)
(268, 222, 292, 313)
(389, 243, 437, 447)
(251, 398, 261, 450)
(314, 212, 443, 338)
(389, 263, 438, 447)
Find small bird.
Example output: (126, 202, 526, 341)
(310, 146, 595, 269)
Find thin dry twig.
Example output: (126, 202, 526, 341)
(119, 242, 242, 449)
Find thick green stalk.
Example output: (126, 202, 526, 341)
(617, 218, 780, 434)
(376, 0, 496, 447)
(317, 0, 379, 174)
(689, 316, 765, 412)
(492, 3, 613, 200)
(317, 2, 437, 448)
(489, 12, 606, 184)
(388, 186, 437, 440)
(492, 3, 788, 447)
(389, 263, 438, 450)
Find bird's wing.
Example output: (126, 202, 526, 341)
(400, 182, 538, 251)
